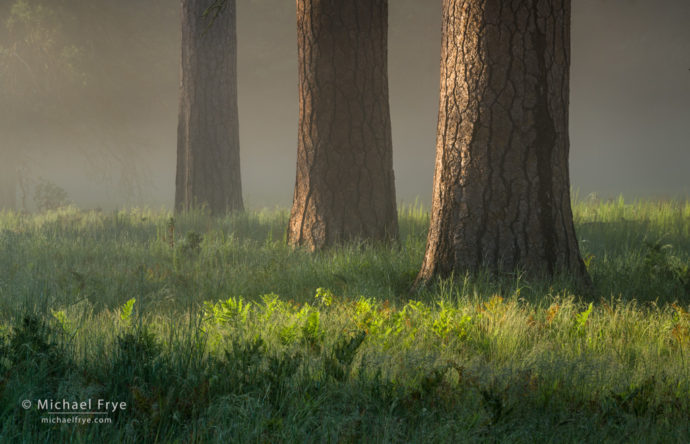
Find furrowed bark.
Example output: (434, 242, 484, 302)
(416, 0, 589, 287)
(288, 0, 398, 250)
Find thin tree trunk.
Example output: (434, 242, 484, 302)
(288, 0, 398, 250)
(416, 0, 589, 286)
(0, 159, 17, 210)
(175, 0, 243, 215)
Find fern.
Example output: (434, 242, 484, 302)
(120, 297, 136, 326)
(575, 302, 593, 334)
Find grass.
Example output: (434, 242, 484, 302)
(0, 197, 689, 442)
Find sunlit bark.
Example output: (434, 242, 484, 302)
(416, 0, 590, 286)
(288, 0, 398, 250)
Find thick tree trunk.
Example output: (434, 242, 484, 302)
(175, 0, 243, 215)
(288, 0, 398, 250)
(416, 0, 589, 286)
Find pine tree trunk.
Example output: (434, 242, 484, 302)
(288, 0, 398, 250)
(416, 0, 589, 286)
(175, 0, 243, 215)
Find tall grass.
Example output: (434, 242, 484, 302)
(0, 198, 688, 442)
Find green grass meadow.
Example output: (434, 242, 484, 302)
(1, 198, 689, 442)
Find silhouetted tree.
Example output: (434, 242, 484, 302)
(415, 0, 590, 287)
(0, 0, 79, 210)
(0, 0, 179, 210)
(287, 0, 398, 250)
(175, 0, 243, 215)
(0, 162, 16, 210)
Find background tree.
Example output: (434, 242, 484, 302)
(415, 0, 590, 287)
(175, 0, 243, 215)
(0, 0, 81, 209)
(0, 0, 179, 211)
(287, 0, 398, 250)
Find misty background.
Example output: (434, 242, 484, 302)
(1, 0, 688, 210)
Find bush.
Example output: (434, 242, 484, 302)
(34, 179, 70, 211)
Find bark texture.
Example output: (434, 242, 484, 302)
(416, 0, 589, 285)
(175, 0, 243, 215)
(288, 0, 398, 250)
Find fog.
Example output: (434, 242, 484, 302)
(2, 0, 688, 210)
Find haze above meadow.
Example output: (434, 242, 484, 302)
(5, 0, 689, 210)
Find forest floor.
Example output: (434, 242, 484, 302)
(0, 198, 689, 442)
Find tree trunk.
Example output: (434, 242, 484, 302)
(416, 0, 589, 286)
(175, 0, 243, 215)
(288, 0, 398, 250)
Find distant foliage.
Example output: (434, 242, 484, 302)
(643, 240, 690, 296)
(33, 179, 70, 211)
(179, 231, 203, 257)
